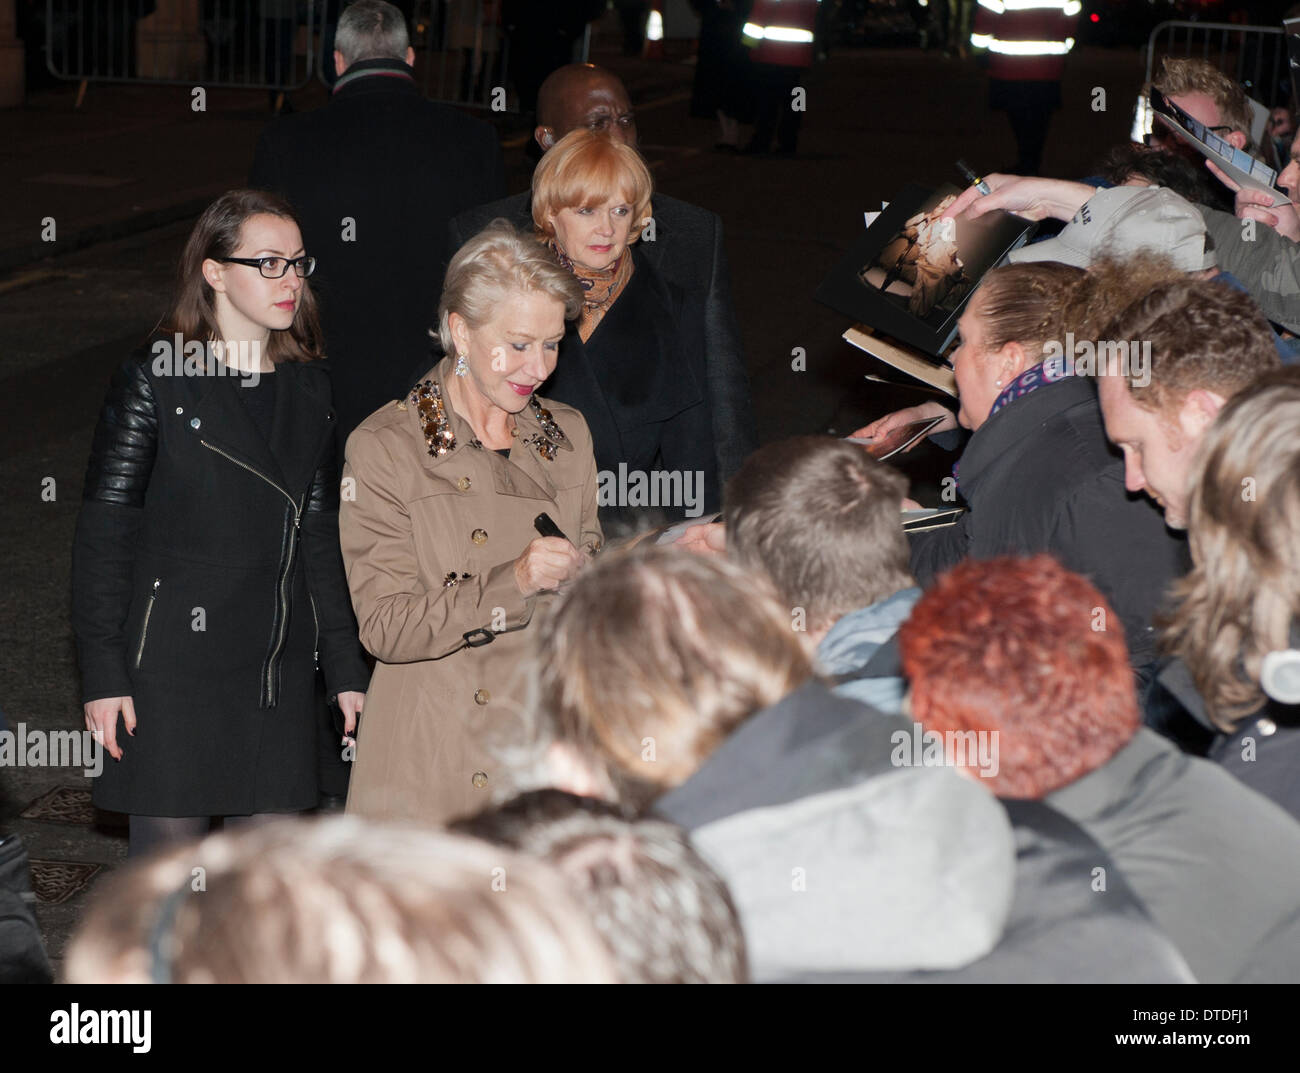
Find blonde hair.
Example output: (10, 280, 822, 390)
(534, 545, 810, 808)
(1162, 368, 1300, 730)
(1153, 57, 1256, 151)
(64, 817, 618, 984)
(437, 219, 583, 354)
(531, 129, 653, 242)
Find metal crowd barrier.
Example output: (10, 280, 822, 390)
(43, 0, 590, 113)
(395, 0, 590, 114)
(1145, 21, 1288, 107)
(45, 0, 319, 90)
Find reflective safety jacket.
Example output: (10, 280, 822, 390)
(742, 0, 820, 68)
(971, 0, 1080, 82)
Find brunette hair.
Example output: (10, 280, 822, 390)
(531, 129, 653, 242)
(1093, 143, 1220, 206)
(65, 817, 617, 984)
(1162, 367, 1300, 729)
(454, 789, 749, 984)
(162, 189, 323, 363)
(534, 545, 810, 809)
(437, 219, 584, 354)
(1096, 277, 1279, 414)
(724, 436, 913, 633)
(899, 555, 1141, 799)
(1062, 249, 1185, 349)
(973, 262, 1087, 360)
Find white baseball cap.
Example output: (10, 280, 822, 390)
(1008, 185, 1216, 272)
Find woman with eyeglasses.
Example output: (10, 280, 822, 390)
(71, 189, 369, 859)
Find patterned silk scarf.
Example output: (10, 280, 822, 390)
(548, 240, 634, 343)
(986, 355, 1072, 421)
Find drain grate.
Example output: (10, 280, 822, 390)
(28, 859, 103, 904)
(20, 786, 96, 826)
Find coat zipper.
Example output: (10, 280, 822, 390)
(309, 592, 319, 668)
(200, 440, 304, 704)
(199, 440, 299, 516)
(265, 521, 300, 699)
(134, 578, 161, 669)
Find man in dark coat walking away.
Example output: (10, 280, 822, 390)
(248, 0, 505, 445)
(450, 64, 757, 486)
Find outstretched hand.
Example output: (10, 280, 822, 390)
(943, 174, 1098, 224)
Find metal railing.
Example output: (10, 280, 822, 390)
(45, 0, 320, 90)
(1145, 21, 1288, 108)
(42, 0, 589, 113)
(395, 0, 591, 114)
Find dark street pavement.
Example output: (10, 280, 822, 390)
(0, 24, 1147, 972)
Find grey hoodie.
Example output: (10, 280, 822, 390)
(654, 681, 1015, 981)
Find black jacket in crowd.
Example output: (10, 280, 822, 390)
(1152, 656, 1300, 824)
(449, 189, 758, 488)
(544, 245, 720, 527)
(248, 58, 506, 443)
(71, 349, 369, 817)
(909, 375, 1188, 673)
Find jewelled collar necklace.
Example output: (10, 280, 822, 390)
(410, 378, 570, 462)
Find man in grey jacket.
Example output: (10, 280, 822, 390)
(449, 63, 757, 484)
(900, 553, 1300, 983)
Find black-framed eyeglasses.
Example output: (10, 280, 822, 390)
(220, 255, 316, 279)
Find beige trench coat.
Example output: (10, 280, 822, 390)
(339, 356, 602, 825)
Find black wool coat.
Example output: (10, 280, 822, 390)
(71, 349, 370, 817)
(450, 189, 757, 486)
(248, 60, 506, 443)
(542, 246, 721, 527)
(909, 375, 1189, 673)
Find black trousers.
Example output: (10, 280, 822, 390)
(991, 78, 1061, 176)
(748, 63, 806, 154)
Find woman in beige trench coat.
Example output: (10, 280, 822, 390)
(339, 221, 601, 825)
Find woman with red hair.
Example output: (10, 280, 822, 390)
(530, 130, 723, 532)
(900, 554, 1300, 984)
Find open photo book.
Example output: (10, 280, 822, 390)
(818, 182, 1034, 392)
(816, 183, 1037, 357)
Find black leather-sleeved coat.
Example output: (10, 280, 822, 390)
(71, 345, 370, 817)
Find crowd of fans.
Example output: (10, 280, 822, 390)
(48, 4, 1300, 983)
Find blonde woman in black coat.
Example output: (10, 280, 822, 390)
(72, 190, 369, 858)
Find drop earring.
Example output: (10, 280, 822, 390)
(454, 353, 469, 377)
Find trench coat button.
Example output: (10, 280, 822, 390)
(472, 771, 488, 789)
(175, 407, 184, 415)
(1257, 717, 1277, 737)
(457, 476, 472, 492)
(471, 528, 488, 545)
(190, 418, 201, 429)
(474, 688, 490, 705)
